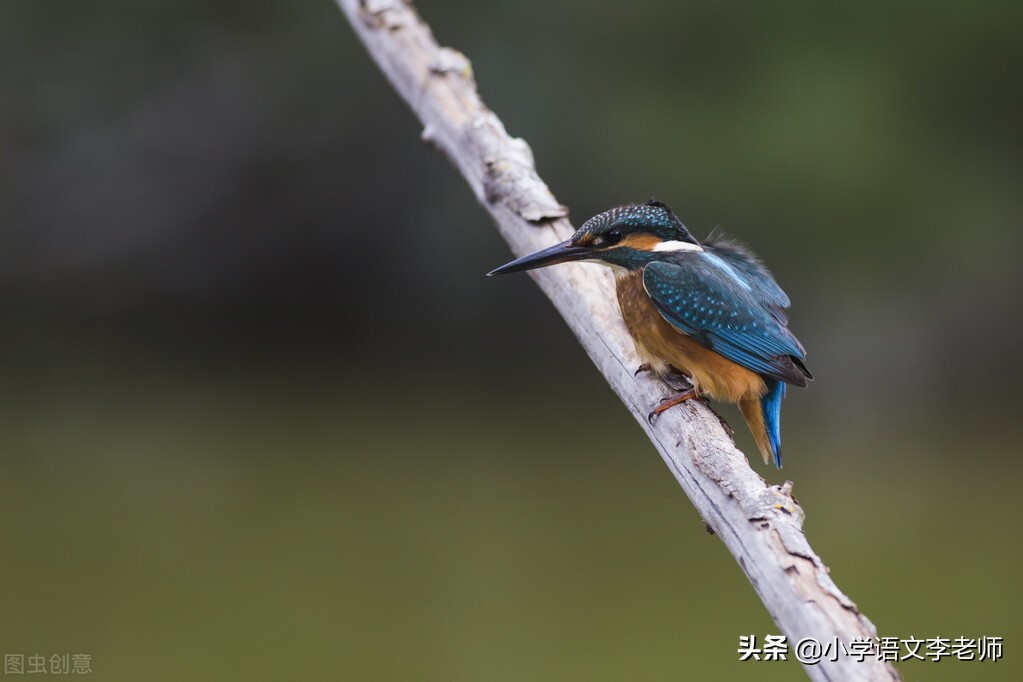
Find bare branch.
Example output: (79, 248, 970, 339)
(337, 2, 901, 680)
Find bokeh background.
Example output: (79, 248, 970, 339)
(2, 1, 1021, 679)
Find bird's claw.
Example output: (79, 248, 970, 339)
(646, 388, 700, 425)
(634, 363, 653, 377)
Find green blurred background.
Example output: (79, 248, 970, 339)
(2, 1, 1021, 679)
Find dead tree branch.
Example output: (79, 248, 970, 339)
(337, 2, 900, 680)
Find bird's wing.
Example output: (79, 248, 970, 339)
(702, 235, 790, 323)
(643, 259, 811, 386)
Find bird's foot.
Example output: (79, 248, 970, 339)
(634, 363, 653, 377)
(647, 387, 700, 424)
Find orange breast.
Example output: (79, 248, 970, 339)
(615, 271, 766, 404)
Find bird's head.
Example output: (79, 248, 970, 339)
(487, 200, 702, 276)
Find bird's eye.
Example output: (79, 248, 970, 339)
(605, 229, 624, 246)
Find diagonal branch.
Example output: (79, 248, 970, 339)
(337, 2, 901, 680)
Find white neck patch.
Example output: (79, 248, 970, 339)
(652, 240, 704, 253)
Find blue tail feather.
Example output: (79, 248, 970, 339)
(761, 379, 786, 468)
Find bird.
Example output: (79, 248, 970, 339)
(487, 200, 811, 468)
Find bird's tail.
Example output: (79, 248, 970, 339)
(738, 379, 786, 468)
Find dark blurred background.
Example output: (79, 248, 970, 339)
(2, 1, 1021, 679)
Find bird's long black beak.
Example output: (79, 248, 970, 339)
(486, 239, 591, 276)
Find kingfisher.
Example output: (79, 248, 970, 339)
(487, 200, 811, 468)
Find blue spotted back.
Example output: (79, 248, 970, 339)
(702, 235, 791, 323)
(642, 259, 811, 386)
